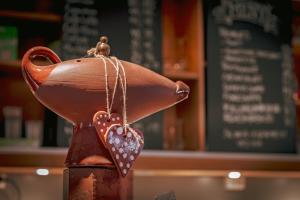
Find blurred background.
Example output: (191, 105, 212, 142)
(1, 0, 300, 199)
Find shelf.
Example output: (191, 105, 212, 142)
(0, 60, 21, 76)
(0, 10, 61, 23)
(163, 70, 198, 80)
(1, 148, 300, 176)
(0, 60, 21, 68)
(135, 151, 300, 171)
(0, 147, 66, 167)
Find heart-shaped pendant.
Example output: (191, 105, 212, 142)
(105, 124, 144, 177)
(93, 111, 122, 145)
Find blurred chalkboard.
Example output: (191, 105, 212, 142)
(61, 0, 161, 70)
(60, 0, 163, 149)
(205, 0, 296, 153)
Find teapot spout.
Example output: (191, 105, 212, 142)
(176, 81, 190, 101)
(21, 46, 61, 92)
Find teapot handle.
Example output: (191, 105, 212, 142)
(22, 46, 61, 67)
(22, 46, 62, 91)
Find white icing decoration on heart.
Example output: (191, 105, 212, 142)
(119, 162, 123, 167)
(123, 153, 127, 158)
(130, 155, 134, 160)
(116, 154, 119, 159)
(112, 147, 115, 152)
(119, 148, 124, 153)
(123, 169, 127, 174)
(117, 127, 123, 135)
(115, 138, 120, 144)
(127, 132, 132, 138)
(126, 163, 130, 168)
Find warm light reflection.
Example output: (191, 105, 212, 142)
(228, 171, 241, 179)
(36, 168, 49, 176)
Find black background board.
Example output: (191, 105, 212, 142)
(205, 0, 296, 153)
(58, 0, 163, 149)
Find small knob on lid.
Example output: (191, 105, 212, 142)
(96, 36, 110, 57)
(100, 36, 108, 43)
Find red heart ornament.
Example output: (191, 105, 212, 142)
(93, 111, 122, 146)
(105, 124, 144, 177)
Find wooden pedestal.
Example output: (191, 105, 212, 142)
(63, 167, 133, 200)
(62, 125, 133, 200)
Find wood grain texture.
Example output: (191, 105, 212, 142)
(162, 0, 206, 150)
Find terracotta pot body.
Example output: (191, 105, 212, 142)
(22, 47, 189, 125)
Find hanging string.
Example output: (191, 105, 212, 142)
(97, 55, 143, 142)
(115, 58, 127, 128)
(94, 54, 119, 118)
(104, 57, 127, 128)
(105, 57, 120, 116)
(108, 57, 143, 142)
(116, 58, 143, 143)
(88, 36, 142, 141)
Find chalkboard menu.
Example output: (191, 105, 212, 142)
(60, 0, 163, 149)
(61, 0, 99, 59)
(205, 0, 296, 153)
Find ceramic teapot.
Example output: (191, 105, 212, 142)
(22, 47, 189, 125)
(22, 38, 189, 167)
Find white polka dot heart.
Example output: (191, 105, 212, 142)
(93, 111, 122, 145)
(105, 124, 144, 177)
(93, 111, 144, 177)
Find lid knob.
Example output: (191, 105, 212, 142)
(87, 36, 111, 57)
(96, 36, 110, 57)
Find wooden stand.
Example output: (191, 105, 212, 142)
(63, 125, 133, 200)
(63, 167, 132, 200)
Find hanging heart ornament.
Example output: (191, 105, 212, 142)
(92, 53, 144, 177)
(105, 124, 144, 177)
(93, 111, 122, 145)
